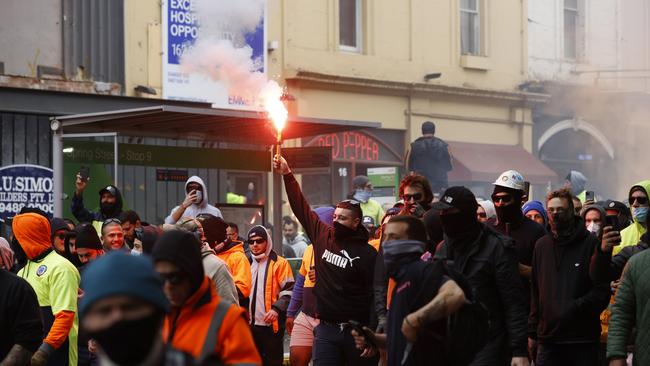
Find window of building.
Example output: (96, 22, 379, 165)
(339, 0, 362, 52)
(564, 0, 580, 60)
(460, 0, 481, 55)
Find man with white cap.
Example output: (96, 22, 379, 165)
(492, 171, 546, 280)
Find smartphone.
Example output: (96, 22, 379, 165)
(78, 166, 90, 182)
(523, 181, 530, 200)
(349, 320, 375, 347)
(606, 215, 620, 232)
(585, 191, 595, 202)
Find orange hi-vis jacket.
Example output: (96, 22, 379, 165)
(163, 276, 261, 365)
(249, 251, 295, 333)
(217, 241, 252, 300)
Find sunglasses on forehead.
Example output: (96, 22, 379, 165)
(102, 218, 122, 229)
(339, 199, 361, 206)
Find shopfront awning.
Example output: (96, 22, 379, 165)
(51, 105, 380, 144)
(448, 141, 558, 184)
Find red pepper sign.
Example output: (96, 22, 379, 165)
(308, 132, 379, 161)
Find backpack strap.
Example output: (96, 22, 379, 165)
(198, 300, 232, 362)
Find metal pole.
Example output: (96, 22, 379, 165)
(113, 134, 119, 185)
(272, 172, 283, 255)
(52, 122, 63, 217)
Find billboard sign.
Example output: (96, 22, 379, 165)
(0, 164, 54, 221)
(162, 0, 266, 109)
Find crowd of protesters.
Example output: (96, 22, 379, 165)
(2, 123, 650, 366)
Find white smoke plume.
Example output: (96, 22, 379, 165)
(180, 0, 283, 110)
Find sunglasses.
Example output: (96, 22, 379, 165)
(248, 238, 266, 245)
(340, 199, 361, 206)
(402, 193, 423, 202)
(55, 233, 66, 240)
(492, 194, 514, 204)
(102, 218, 122, 229)
(629, 196, 649, 205)
(159, 271, 186, 285)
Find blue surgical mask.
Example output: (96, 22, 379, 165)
(353, 189, 372, 203)
(633, 206, 649, 223)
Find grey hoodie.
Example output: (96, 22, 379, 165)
(165, 176, 223, 224)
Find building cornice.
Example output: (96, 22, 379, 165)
(286, 71, 550, 105)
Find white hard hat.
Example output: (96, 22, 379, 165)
(493, 170, 526, 191)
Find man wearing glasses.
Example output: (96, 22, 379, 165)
(274, 155, 378, 366)
(152, 230, 261, 365)
(615, 180, 650, 255)
(398, 174, 434, 217)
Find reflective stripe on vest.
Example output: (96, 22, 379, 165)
(198, 300, 232, 363)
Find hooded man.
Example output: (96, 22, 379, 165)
(152, 230, 261, 365)
(350, 175, 384, 226)
(614, 180, 650, 255)
(247, 226, 295, 366)
(274, 155, 378, 366)
(433, 187, 529, 366)
(165, 176, 223, 224)
(13, 209, 81, 366)
(581, 203, 606, 237)
(405, 121, 452, 193)
(477, 199, 496, 224)
(71, 180, 123, 226)
(565, 170, 588, 203)
(528, 188, 611, 365)
(491, 171, 546, 287)
(79, 252, 198, 366)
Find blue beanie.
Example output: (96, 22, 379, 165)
(522, 200, 548, 226)
(79, 252, 169, 317)
(315, 206, 335, 227)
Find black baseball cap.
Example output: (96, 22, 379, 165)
(99, 185, 118, 197)
(431, 186, 478, 213)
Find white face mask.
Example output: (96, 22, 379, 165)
(194, 190, 204, 204)
(586, 222, 601, 234)
(131, 248, 142, 256)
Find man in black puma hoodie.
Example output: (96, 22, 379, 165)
(274, 155, 377, 366)
(528, 188, 611, 365)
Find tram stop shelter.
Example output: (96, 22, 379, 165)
(50, 104, 381, 251)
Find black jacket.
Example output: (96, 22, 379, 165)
(605, 232, 649, 282)
(388, 259, 449, 366)
(435, 224, 528, 362)
(529, 218, 611, 344)
(0, 270, 43, 360)
(284, 173, 377, 324)
(71, 184, 123, 223)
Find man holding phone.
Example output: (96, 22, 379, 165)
(165, 176, 222, 224)
(71, 168, 124, 225)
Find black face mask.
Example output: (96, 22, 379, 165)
(100, 201, 118, 217)
(439, 212, 476, 239)
(550, 212, 574, 236)
(334, 221, 357, 241)
(495, 203, 522, 225)
(87, 312, 162, 366)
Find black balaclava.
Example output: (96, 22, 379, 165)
(493, 185, 524, 225)
(152, 230, 204, 294)
(423, 209, 444, 252)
